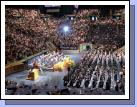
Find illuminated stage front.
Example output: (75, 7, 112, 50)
(53, 56, 75, 71)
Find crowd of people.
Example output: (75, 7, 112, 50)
(5, 47, 125, 95)
(87, 19, 125, 49)
(5, 80, 64, 95)
(5, 7, 125, 64)
(5, 8, 49, 64)
(76, 9, 99, 18)
(28, 51, 64, 69)
(5, 6, 126, 95)
(5, 80, 123, 95)
(64, 48, 125, 95)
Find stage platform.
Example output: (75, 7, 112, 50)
(6, 53, 82, 89)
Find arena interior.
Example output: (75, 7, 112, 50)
(5, 5, 125, 95)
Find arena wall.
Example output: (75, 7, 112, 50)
(62, 50, 80, 54)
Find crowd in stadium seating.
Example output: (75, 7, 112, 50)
(5, 6, 126, 95)
(76, 9, 99, 18)
(87, 19, 125, 49)
(5, 8, 125, 66)
(5, 9, 49, 64)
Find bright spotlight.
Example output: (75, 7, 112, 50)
(63, 26, 69, 32)
(71, 17, 73, 20)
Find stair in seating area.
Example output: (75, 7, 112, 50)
(46, 42, 57, 52)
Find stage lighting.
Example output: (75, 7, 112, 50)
(63, 26, 69, 32)
(71, 17, 74, 20)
